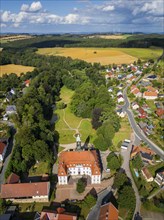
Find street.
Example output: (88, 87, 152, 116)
(122, 87, 164, 160)
(87, 187, 112, 220)
(0, 127, 15, 189)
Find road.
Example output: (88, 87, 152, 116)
(122, 87, 164, 160)
(0, 127, 15, 189)
(87, 187, 112, 220)
(121, 133, 141, 220)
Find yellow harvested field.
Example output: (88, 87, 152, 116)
(97, 35, 130, 39)
(0, 64, 34, 77)
(37, 47, 137, 65)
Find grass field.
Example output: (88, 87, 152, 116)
(37, 47, 162, 65)
(29, 161, 50, 176)
(112, 117, 132, 150)
(0, 34, 33, 43)
(55, 86, 96, 144)
(0, 64, 34, 77)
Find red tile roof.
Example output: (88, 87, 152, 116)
(143, 91, 157, 97)
(58, 150, 100, 176)
(0, 142, 7, 154)
(141, 167, 153, 180)
(156, 108, 164, 117)
(40, 209, 77, 220)
(131, 146, 155, 158)
(99, 202, 118, 220)
(6, 173, 20, 184)
(1, 182, 49, 199)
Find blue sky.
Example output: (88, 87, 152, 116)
(0, 0, 164, 33)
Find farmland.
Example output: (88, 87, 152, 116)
(37, 47, 162, 65)
(0, 34, 34, 43)
(0, 64, 35, 77)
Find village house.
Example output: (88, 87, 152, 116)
(130, 85, 142, 97)
(138, 107, 147, 119)
(35, 208, 77, 220)
(1, 182, 50, 202)
(131, 145, 155, 164)
(0, 141, 8, 162)
(117, 96, 124, 103)
(6, 105, 17, 115)
(6, 173, 20, 184)
(141, 167, 153, 182)
(108, 87, 113, 93)
(24, 79, 31, 87)
(154, 171, 164, 187)
(98, 202, 118, 220)
(116, 109, 126, 118)
(58, 147, 101, 185)
(117, 91, 123, 96)
(143, 91, 158, 100)
(146, 86, 158, 93)
(155, 108, 164, 118)
(131, 102, 139, 110)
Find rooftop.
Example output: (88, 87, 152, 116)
(58, 150, 101, 176)
(99, 202, 118, 220)
(1, 182, 49, 199)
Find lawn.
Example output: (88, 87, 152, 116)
(55, 86, 97, 144)
(146, 100, 157, 111)
(112, 117, 132, 150)
(0, 64, 34, 77)
(147, 161, 164, 177)
(29, 161, 50, 176)
(37, 47, 163, 65)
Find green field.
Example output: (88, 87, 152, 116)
(112, 117, 132, 150)
(55, 86, 96, 144)
(117, 48, 162, 60)
(29, 161, 50, 176)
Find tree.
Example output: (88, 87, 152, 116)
(76, 178, 87, 193)
(132, 154, 143, 170)
(91, 108, 103, 129)
(118, 185, 136, 210)
(107, 153, 121, 170)
(113, 172, 128, 189)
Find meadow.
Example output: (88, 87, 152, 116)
(0, 64, 34, 77)
(55, 86, 97, 144)
(37, 47, 162, 65)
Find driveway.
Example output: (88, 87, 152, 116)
(121, 133, 141, 219)
(87, 187, 112, 220)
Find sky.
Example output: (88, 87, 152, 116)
(0, 0, 164, 33)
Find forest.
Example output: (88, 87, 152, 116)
(0, 46, 119, 177)
(0, 33, 164, 49)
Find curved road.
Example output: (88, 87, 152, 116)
(122, 87, 164, 160)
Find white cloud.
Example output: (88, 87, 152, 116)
(102, 5, 115, 12)
(29, 1, 42, 12)
(21, 4, 29, 12)
(0, 23, 7, 28)
(1, 11, 12, 22)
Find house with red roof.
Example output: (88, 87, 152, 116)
(141, 167, 153, 182)
(37, 208, 77, 220)
(6, 173, 20, 184)
(99, 202, 118, 220)
(155, 109, 164, 118)
(130, 85, 142, 97)
(1, 182, 50, 202)
(143, 91, 158, 100)
(138, 107, 147, 118)
(0, 141, 8, 162)
(24, 79, 31, 87)
(58, 150, 101, 185)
